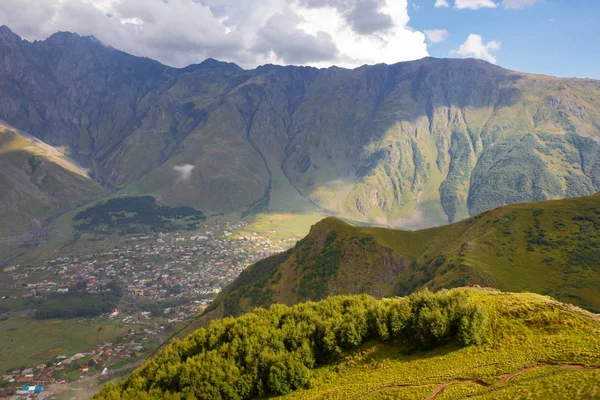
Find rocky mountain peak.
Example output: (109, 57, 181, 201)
(183, 57, 243, 74)
(44, 30, 88, 46)
(0, 25, 21, 43)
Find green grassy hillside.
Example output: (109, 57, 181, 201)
(0, 124, 105, 260)
(95, 288, 600, 399)
(205, 193, 600, 320)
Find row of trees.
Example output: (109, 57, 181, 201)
(97, 289, 489, 400)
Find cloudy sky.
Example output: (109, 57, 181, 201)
(0, 0, 598, 78)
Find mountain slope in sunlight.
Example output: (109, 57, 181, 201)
(0, 123, 105, 239)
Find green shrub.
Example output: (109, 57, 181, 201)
(95, 290, 489, 399)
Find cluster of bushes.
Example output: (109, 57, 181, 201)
(96, 290, 489, 400)
(525, 225, 556, 252)
(74, 196, 205, 234)
(567, 212, 600, 269)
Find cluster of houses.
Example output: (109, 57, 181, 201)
(1, 332, 151, 399)
(4, 221, 288, 305)
(1, 220, 300, 398)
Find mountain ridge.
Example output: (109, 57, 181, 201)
(7, 25, 597, 80)
(201, 192, 600, 325)
(1, 25, 600, 236)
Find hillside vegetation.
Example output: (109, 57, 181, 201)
(1, 26, 600, 231)
(95, 288, 600, 399)
(205, 193, 600, 320)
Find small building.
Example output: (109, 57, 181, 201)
(22, 385, 44, 393)
(127, 287, 144, 296)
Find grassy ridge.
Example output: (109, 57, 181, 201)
(96, 288, 600, 399)
(205, 193, 600, 319)
(278, 289, 600, 400)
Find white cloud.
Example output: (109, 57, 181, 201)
(173, 164, 195, 180)
(424, 29, 448, 43)
(502, 0, 538, 9)
(293, 0, 427, 67)
(0, 0, 429, 69)
(434, 0, 450, 7)
(253, 7, 338, 64)
(453, 33, 501, 63)
(454, 0, 497, 10)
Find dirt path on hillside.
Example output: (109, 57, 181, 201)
(357, 361, 599, 400)
(425, 362, 600, 400)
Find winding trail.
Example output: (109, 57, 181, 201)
(356, 361, 599, 400)
(425, 362, 600, 400)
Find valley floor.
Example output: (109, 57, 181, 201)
(0, 215, 306, 398)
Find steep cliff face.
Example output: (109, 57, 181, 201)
(1, 26, 600, 227)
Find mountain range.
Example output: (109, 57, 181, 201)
(1, 25, 600, 240)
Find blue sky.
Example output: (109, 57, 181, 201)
(411, 0, 600, 79)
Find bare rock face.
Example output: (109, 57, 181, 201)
(1, 25, 600, 227)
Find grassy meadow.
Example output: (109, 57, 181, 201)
(0, 316, 128, 371)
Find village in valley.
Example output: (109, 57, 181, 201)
(0, 219, 298, 399)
